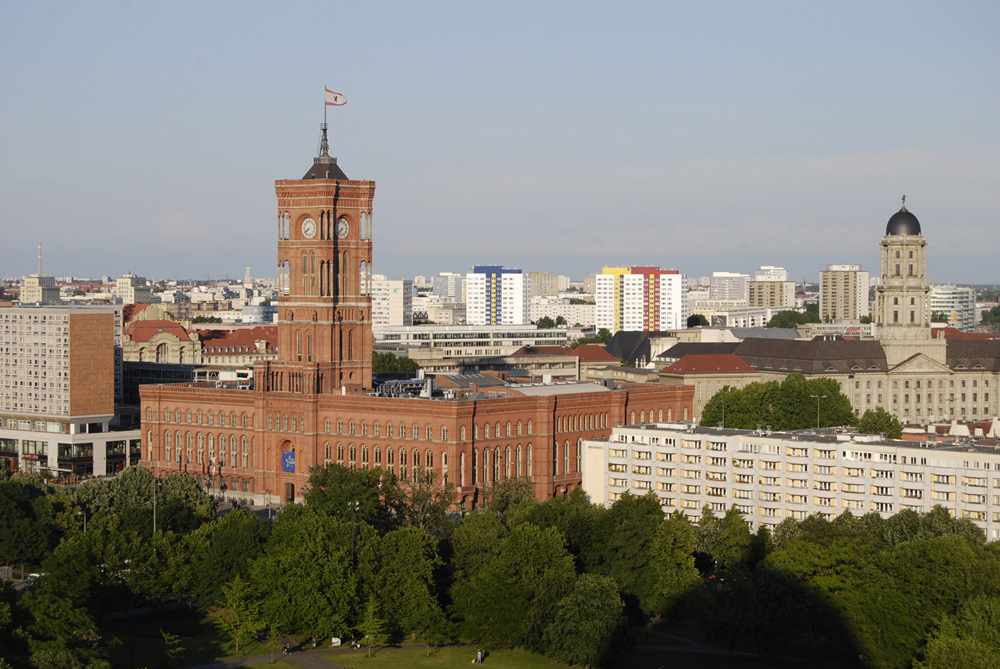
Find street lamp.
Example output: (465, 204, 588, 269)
(810, 394, 827, 430)
(349, 500, 359, 567)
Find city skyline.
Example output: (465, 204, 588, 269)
(2, 2, 998, 283)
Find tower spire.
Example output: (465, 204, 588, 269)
(900, 194, 907, 212)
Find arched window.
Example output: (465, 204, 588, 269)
(564, 440, 570, 473)
(483, 423, 489, 439)
(230, 436, 238, 468)
(576, 438, 583, 473)
(630, 411, 636, 424)
(374, 422, 380, 437)
(231, 412, 237, 426)
(165, 432, 173, 461)
(493, 447, 500, 483)
(242, 413, 248, 428)
(324, 442, 331, 464)
(495, 422, 501, 438)
(325, 419, 331, 433)
(640, 410, 645, 424)
(362, 421, 368, 437)
(553, 441, 559, 475)
(527, 420, 533, 435)
(197, 433, 204, 464)
(667, 408, 672, 421)
(426, 449, 434, 470)
(186, 410, 192, 424)
(516, 444, 523, 476)
(441, 427, 448, 442)
(413, 448, 420, 479)
(505, 446, 511, 478)
(413, 423, 419, 440)
(337, 420, 343, 434)
(387, 423, 393, 438)
(374, 445, 382, 465)
(242, 437, 249, 468)
(400, 423, 407, 439)
(506, 422, 512, 437)
(349, 444, 357, 466)
(482, 448, 489, 483)
(460, 426, 466, 441)
(146, 407, 152, 422)
(350, 420, 356, 436)
(461, 451, 467, 486)
(337, 443, 344, 462)
(517, 421, 522, 436)
(527, 444, 533, 476)
(426, 426, 433, 441)
(348, 331, 354, 360)
(362, 445, 369, 468)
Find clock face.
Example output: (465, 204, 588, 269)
(301, 218, 316, 239)
(336, 218, 350, 239)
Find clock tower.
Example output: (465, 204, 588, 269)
(260, 123, 375, 394)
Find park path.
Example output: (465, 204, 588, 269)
(189, 642, 433, 669)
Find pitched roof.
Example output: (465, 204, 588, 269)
(661, 353, 757, 375)
(945, 339, 1000, 372)
(605, 331, 673, 365)
(657, 342, 740, 360)
(201, 326, 278, 354)
(125, 319, 192, 343)
(734, 337, 888, 374)
(511, 344, 617, 363)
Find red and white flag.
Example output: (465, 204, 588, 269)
(325, 87, 347, 106)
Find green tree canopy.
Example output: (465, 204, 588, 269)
(535, 316, 555, 329)
(687, 314, 709, 328)
(543, 574, 628, 668)
(700, 373, 855, 431)
(857, 406, 903, 439)
(304, 463, 404, 534)
(372, 351, 420, 375)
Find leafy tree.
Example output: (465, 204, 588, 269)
(860, 314, 873, 324)
(215, 575, 262, 654)
(699, 506, 753, 572)
(766, 309, 811, 328)
(555, 315, 567, 326)
(369, 526, 442, 638)
(535, 316, 556, 329)
(687, 314, 709, 328)
(305, 464, 404, 534)
(916, 595, 1000, 669)
(161, 629, 185, 668)
(931, 311, 950, 323)
(450, 511, 508, 585)
(857, 407, 903, 439)
(700, 374, 854, 431)
(190, 508, 270, 604)
(372, 351, 420, 375)
(403, 469, 456, 535)
(647, 511, 700, 617)
(543, 574, 628, 667)
(357, 599, 389, 657)
(0, 477, 58, 565)
(480, 477, 533, 521)
(452, 522, 576, 650)
(249, 505, 361, 640)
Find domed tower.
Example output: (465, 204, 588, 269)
(260, 123, 376, 394)
(875, 197, 931, 337)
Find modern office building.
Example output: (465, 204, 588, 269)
(820, 264, 870, 323)
(20, 275, 60, 304)
(584, 421, 1000, 540)
(466, 266, 528, 326)
(595, 266, 686, 334)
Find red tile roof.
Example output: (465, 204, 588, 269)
(933, 327, 1000, 340)
(661, 353, 757, 375)
(201, 326, 277, 355)
(125, 319, 192, 343)
(511, 344, 618, 362)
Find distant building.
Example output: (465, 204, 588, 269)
(754, 265, 789, 282)
(526, 271, 570, 299)
(20, 275, 60, 304)
(466, 265, 527, 325)
(709, 272, 749, 302)
(820, 264, 869, 323)
(114, 274, 153, 305)
(930, 285, 976, 332)
(372, 274, 413, 328)
(431, 272, 464, 300)
(596, 266, 686, 334)
(747, 280, 795, 309)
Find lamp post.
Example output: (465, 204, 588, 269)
(349, 500, 359, 567)
(810, 394, 827, 430)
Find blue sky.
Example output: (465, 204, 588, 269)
(1, 1, 997, 284)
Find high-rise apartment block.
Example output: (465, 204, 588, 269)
(466, 266, 527, 325)
(0, 305, 138, 476)
(748, 266, 796, 310)
(820, 264, 870, 323)
(930, 285, 976, 332)
(596, 267, 685, 334)
(709, 272, 750, 302)
(432, 272, 464, 301)
(526, 271, 571, 299)
(372, 275, 413, 328)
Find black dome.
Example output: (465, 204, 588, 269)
(886, 205, 921, 236)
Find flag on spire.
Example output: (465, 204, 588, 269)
(325, 87, 347, 106)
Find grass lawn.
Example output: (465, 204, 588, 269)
(103, 606, 278, 668)
(328, 645, 578, 668)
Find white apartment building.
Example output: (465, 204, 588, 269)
(0, 305, 139, 477)
(596, 267, 686, 334)
(529, 297, 596, 328)
(466, 266, 528, 326)
(754, 265, 789, 282)
(432, 272, 464, 300)
(372, 274, 413, 328)
(373, 324, 571, 358)
(709, 272, 750, 302)
(584, 422, 1000, 539)
(930, 285, 976, 332)
(820, 264, 870, 323)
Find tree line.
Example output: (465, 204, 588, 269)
(700, 373, 904, 439)
(2, 462, 998, 667)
